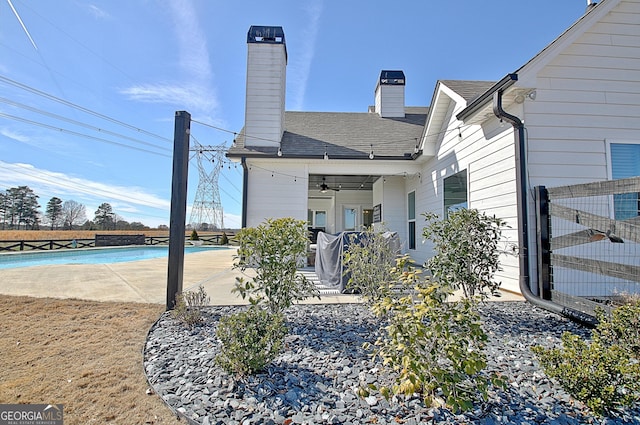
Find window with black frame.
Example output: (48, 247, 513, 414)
(444, 170, 468, 219)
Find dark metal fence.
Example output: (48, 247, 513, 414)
(0, 233, 234, 252)
(535, 176, 640, 318)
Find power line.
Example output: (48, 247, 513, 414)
(0, 97, 171, 153)
(0, 74, 171, 143)
(0, 112, 171, 158)
(16, 0, 138, 85)
(0, 162, 168, 209)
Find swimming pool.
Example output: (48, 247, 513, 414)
(0, 246, 225, 269)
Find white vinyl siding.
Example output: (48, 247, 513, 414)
(245, 43, 287, 148)
(415, 106, 520, 292)
(375, 85, 405, 118)
(245, 163, 307, 226)
(526, 2, 640, 190)
(372, 176, 407, 248)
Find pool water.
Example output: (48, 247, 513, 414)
(0, 246, 224, 270)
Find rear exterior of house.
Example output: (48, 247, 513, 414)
(228, 0, 640, 298)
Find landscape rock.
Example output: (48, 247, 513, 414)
(144, 302, 638, 424)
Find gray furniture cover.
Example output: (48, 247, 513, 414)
(314, 231, 400, 293)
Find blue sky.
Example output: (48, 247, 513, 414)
(0, 0, 587, 228)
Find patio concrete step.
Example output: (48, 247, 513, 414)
(298, 267, 341, 295)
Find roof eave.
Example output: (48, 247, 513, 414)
(226, 152, 420, 161)
(456, 73, 518, 122)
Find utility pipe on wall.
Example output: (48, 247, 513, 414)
(492, 90, 595, 325)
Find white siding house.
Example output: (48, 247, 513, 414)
(228, 0, 640, 298)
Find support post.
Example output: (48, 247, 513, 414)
(535, 186, 551, 300)
(167, 111, 191, 310)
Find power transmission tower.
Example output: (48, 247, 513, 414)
(189, 140, 228, 230)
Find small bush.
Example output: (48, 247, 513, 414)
(364, 255, 504, 413)
(532, 333, 640, 416)
(172, 285, 210, 327)
(220, 232, 229, 245)
(215, 306, 287, 376)
(190, 229, 199, 241)
(342, 227, 400, 305)
(596, 302, 640, 359)
(422, 210, 508, 300)
(233, 217, 319, 313)
(533, 303, 640, 416)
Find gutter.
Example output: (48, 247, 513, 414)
(227, 153, 419, 161)
(241, 156, 248, 228)
(492, 88, 596, 326)
(457, 73, 518, 122)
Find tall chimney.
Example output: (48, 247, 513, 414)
(244, 26, 287, 148)
(374, 70, 405, 118)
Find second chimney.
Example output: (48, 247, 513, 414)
(374, 70, 406, 118)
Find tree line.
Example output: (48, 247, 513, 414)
(0, 185, 156, 231)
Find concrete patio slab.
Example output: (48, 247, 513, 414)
(0, 247, 523, 305)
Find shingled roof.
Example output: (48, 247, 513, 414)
(439, 80, 496, 103)
(227, 107, 428, 160)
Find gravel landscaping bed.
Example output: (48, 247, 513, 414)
(144, 301, 640, 425)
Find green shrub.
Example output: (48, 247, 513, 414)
(215, 306, 287, 376)
(532, 332, 640, 416)
(190, 229, 199, 241)
(596, 303, 640, 359)
(220, 231, 229, 245)
(363, 255, 504, 413)
(232, 217, 319, 313)
(533, 303, 640, 416)
(172, 285, 210, 327)
(422, 210, 508, 300)
(342, 227, 400, 305)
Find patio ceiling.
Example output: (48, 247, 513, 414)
(308, 174, 376, 192)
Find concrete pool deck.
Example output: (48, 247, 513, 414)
(0, 247, 523, 305)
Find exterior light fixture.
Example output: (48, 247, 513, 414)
(369, 144, 374, 160)
(277, 147, 283, 157)
(323, 146, 329, 160)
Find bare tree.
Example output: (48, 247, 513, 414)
(62, 200, 87, 230)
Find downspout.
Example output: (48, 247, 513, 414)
(492, 90, 594, 324)
(241, 156, 248, 228)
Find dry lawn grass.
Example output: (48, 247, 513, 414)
(0, 295, 182, 424)
(0, 230, 171, 241)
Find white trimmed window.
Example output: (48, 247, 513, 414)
(408, 191, 416, 250)
(307, 209, 327, 230)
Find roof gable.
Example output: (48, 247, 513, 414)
(421, 80, 495, 154)
(457, 0, 624, 123)
(516, 0, 622, 87)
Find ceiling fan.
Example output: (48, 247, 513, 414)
(319, 177, 340, 193)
